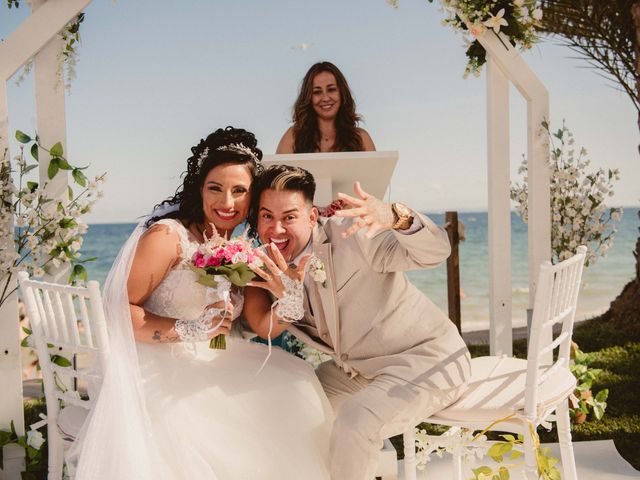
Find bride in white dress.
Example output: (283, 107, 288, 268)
(69, 127, 333, 479)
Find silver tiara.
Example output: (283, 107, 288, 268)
(196, 147, 210, 171)
(216, 143, 258, 161)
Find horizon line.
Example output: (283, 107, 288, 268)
(87, 205, 640, 225)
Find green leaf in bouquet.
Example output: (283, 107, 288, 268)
(210, 334, 226, 350)
(220, 262, 256, 287)
(196, 274, 219, 288)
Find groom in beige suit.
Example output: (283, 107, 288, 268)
(246, 165, 470, 480)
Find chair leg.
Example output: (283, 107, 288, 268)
(451, 452, 463, 480)
(403, 429, 417, 480)
(47, 424, 64, 480)
(556, 402, 578, 480)
(523, 426, 538, 480)
(378, 439, 399, 480)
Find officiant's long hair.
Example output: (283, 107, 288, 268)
(292, 62, 363, 153)
(147, 126, 263, 227)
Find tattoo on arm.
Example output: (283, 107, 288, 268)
(152, 329, 180, 343)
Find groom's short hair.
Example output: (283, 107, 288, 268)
(253, 165, 316, 204)
(248, 165, 316, 237)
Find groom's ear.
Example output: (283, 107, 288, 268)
(309, 205, 319, 226)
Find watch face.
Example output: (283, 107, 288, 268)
(394, 203, 411, 217)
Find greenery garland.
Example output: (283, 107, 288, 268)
(6, 1, 84, 90)
(389, 0, 543, 77)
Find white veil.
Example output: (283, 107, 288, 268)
(67, 205, 178, 479)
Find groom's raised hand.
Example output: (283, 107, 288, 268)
(335, 181, 394, 239)
(247, 243, 310, 299)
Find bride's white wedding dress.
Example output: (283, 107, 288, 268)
(70, 217, 333, 480)
(137, 219, 333, 479)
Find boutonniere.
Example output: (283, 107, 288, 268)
(308, 255, 327, 288)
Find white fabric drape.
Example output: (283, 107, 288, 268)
(67, 207, 177, 479)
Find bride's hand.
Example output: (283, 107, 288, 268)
(204, 300, 234, 337)
(247, 243, 311, 298)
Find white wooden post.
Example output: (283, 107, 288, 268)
(31, 0, 72, 284)
(486, 58, 513, 357)
(0, 2, 91, 478)
(0, 80, 26, 480)
(475, 30, 550, 356)
(526, 97, 552, 363)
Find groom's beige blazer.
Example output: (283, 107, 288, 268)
(289, 213, 471, 391)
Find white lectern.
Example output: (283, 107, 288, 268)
(262, 151, 399, 206)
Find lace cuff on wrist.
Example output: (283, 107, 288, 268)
(275, 273, 304, 322)
(174, 308, 224, 343)
(257, 274, 305, 375)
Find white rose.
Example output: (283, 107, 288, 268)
(310, 268, 326, 283)
(26, 430, 45, 450)
(231, 252, 248, 264)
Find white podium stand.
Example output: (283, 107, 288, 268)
(262, 151, 399, 206)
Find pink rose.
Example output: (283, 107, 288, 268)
(194, 253, 205, 268)
(206, 255, 221, 267)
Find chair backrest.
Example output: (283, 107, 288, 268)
(524, 246, 587, 419)
(17, 271, 109, 423)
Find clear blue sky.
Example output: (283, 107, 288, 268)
(3, 0, 638, 223)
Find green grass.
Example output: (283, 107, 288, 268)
(559, 318, 640, 470)
(392, 316, 640, 471)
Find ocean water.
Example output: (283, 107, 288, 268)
(82, 208, 639, 333)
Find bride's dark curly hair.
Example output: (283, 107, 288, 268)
(147, 126, 263, 228)
(292, 61, 363, 153)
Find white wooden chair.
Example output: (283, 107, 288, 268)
(402, 246, 587, 480)
(18, 271, 110, 480)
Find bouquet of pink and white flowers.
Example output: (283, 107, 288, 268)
(190, 228, 263, 349)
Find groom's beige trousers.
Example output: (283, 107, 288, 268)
(317, 360, 465, 480)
